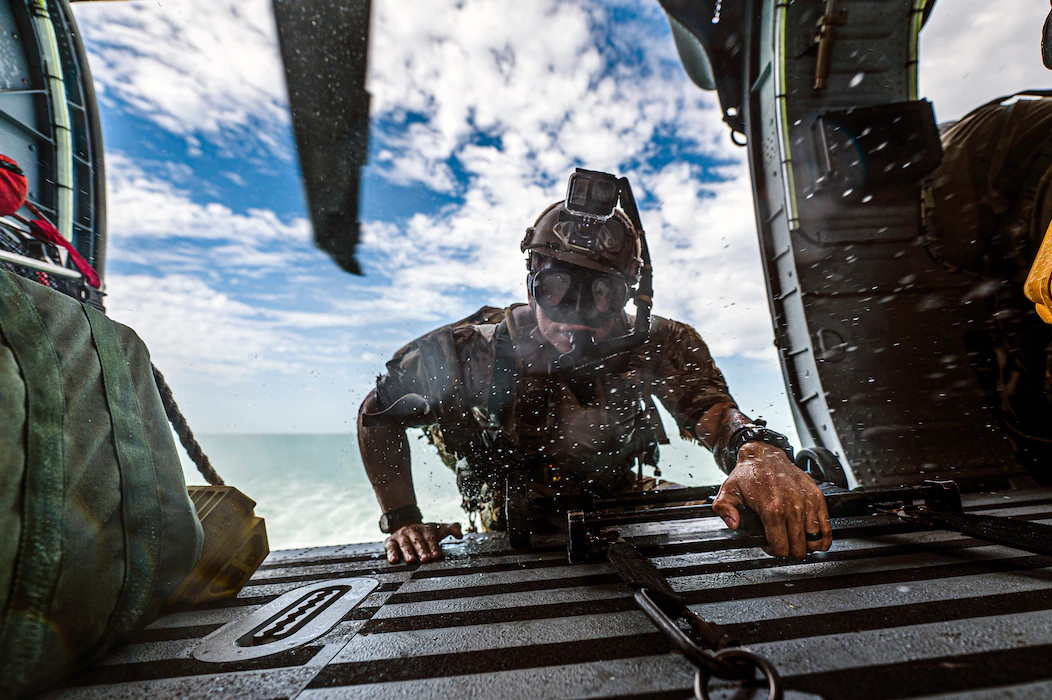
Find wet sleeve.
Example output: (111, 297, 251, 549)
(374, 339, 435, 411)
(649, 319, 735, 441)
(373, 326, 491, 414)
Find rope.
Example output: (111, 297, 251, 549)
(151, 363, 224, 486)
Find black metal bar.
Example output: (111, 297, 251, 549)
(594, 504, 717, 527)
(633, 589, 745, 680)
(907, 510, 1052, 557)
(594, 485, 721, 510)
(586, 483, 963, 529)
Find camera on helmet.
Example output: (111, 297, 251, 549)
(565, 169, 621, 221)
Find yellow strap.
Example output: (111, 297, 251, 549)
(1024, 219, 1052, 323)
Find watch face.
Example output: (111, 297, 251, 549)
(379, 513, 392, 533)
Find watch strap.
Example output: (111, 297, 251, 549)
(715, 422, 795, 473)
(379, 503, 423, 534)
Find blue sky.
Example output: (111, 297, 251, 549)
(71, 0, 1050, 444)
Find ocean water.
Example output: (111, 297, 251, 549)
(178, 428, 725, 551)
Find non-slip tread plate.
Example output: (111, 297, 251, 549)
(45, 489, 1052, 700)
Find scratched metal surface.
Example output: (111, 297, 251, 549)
(43, 489, 1052, 700)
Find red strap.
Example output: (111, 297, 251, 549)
(25, 209, 101, 288)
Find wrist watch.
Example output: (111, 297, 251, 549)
(379, 504, 423, 534)
(716, 419, 795, 473)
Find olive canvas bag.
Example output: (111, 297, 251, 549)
(0, 270, 203, 696)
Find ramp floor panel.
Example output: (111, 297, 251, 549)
(44, 489, 1052, 700)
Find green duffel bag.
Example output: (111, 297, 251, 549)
(0, 270, 203, 696)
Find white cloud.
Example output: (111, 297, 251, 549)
(642, 163, 775, 361)
(100, 156, 372, 384)
(106, 273, 295, 382)
(73, 0, 291, 156)
(366, 0, 734, 192)
(107, 153, 310, 245)
(72, 0, 1048, 162)
(104, 273, 361, 384)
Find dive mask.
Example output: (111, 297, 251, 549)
(529, 261, 631, 327)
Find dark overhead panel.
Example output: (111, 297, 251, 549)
(272, 0, 371, 275)
(659, 0, 747, 137)
(665, 0, 1028, 490)
(736, 0, 1026, 489)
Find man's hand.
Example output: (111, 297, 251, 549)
(384, 522, 463, 564)
(711, 442, 832, 558)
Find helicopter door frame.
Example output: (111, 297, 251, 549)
(741, 0, 1027, 489)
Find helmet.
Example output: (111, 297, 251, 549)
(521, 202, 642, 284)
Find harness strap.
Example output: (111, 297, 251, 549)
(446, 307, 666, 491)
(85, 306, 163, 651)
(508, 313, 552, 455)
(420, 324, 476, 460)
(485, 318, 515, 423)
(1014, 136, 1052, 244)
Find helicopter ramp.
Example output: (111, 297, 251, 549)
(45, 488, 1052, 699)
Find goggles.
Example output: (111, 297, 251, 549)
(530, 263, 631, 325)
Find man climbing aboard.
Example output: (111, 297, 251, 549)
(358, 170, 832, 564)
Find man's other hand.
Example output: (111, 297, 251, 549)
(711, 442, 833, 558)
(384, 523, 463, 564)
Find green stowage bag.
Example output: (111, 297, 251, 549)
(0, 270, 204, 696)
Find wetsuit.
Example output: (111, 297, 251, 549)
(373, 304, 733, 529)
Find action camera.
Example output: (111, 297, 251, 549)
(565, 169, 621, 221)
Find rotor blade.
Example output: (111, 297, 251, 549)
(272, 0, 372, 275)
